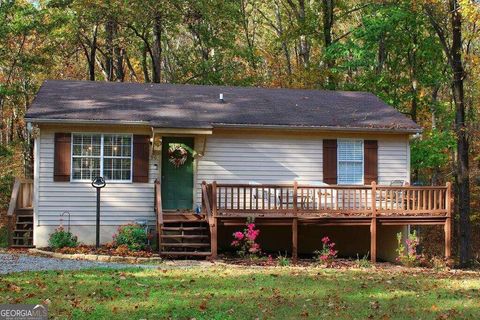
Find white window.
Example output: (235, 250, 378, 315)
(71, 133, 133, 182)
(337, 139, 363, 185)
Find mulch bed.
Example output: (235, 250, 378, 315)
(46, 244, 155, 257)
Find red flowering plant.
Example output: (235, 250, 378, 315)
(396, 231, 422, 267)
(231, 218, 261, 257)
(314, 236, 338, 266)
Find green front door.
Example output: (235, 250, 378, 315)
(161, 137, 194, 210)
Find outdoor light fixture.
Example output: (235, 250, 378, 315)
(91, 176, 106, 248)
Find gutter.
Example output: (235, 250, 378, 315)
(25, 118, 150, 126)
(212, 123, 423, 134)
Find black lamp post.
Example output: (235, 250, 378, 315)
(91, 176, 106, 248)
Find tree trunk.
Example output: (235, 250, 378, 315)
(321, 0, 335, 88)
(297, 0, 309, 68)
(105, 19, 115, 81)
(376, 33, 386, 75)
(431, 85, 439, 129)
(274, 1, 292, 77)
(408, 30, 419, 122)
(115, 47, 125, 81)
(240, 0, 257, 70)
(87, 25, 98, 81)
(141, 44, 150, 83)
(287, 0, 309, 68)
(152, 14, 162, 83)
(449, 0, 470, 266)
(125, 52, 137, 81)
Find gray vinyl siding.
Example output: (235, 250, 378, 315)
(36, 128, 157, 227)
(378, 139, 409, 185)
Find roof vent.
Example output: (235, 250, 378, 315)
(219, 93, 224, 103)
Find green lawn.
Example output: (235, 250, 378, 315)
(0, 265, 479, 319)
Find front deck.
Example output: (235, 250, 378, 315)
(196, 181, 452, 262)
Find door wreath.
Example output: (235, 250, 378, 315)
(168, 145, 188, 168)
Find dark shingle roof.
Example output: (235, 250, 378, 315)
(26, 80, 421, 132)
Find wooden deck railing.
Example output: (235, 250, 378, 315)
(201, 181, 452, 218)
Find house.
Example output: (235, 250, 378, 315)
(12, 80, 452, 261)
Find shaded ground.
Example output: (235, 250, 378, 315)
(0, 264, 479, 319)
(0, 253, 157, 274)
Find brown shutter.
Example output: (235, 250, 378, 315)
(54, 133, 71, 182)
(323, 139, 337, 184)
(133, 135, 150, 183)
(364, 140, 378, 185)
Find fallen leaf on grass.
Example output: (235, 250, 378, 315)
(199, 300, 208, 311)
(370, 301, 380, 310)
(7, 284, 21, 293)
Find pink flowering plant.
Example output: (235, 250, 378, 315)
(396, 231, 422, 267)
(231, 218, 261, 257)
(314, 236, 338, 266)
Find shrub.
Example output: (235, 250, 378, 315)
(355, 253, 372, 268)
(48, 227, 78, 249)
(113, 224, 148, 251)
(314, 236, 338, 266)
(0, 225, 9, 248)
(277, 252, 291, 266)
(396, 231, 422, 267)
(430, 256, 448, 271)
(231, 218, 261, 257)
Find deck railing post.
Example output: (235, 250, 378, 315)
(292, 217, 298, 263)
(445, 182, 452, 260)
(154, 179, 163, 252)
(370, 181, 377, 263)
(293, 181, 298, 215)
(210, 181, 218, 259)
(201, 181, 206, 214)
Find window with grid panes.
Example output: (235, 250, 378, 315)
(337, 139, 363, 185)
(71, 133, 132, 182)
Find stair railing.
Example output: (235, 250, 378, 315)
(154, 179, 163, 250)
(6, 178, 33, 246)
(201, 181, 212, 220)
(7, 178, 33, 217)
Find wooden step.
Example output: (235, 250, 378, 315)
(13, 229, 32, 233)
(160, 243, 210, 248)
(162, 219, 207, 224)
(13, 230, 33, 235)
(15, 216, 33, 220)
(162, 226, 207, 231)
(10, 244, 35, 248)
(161, 234, 209, 239)
(13, 235, 33, 239)
(15, 222, 33, 227)
(159, 251, 211, 256)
